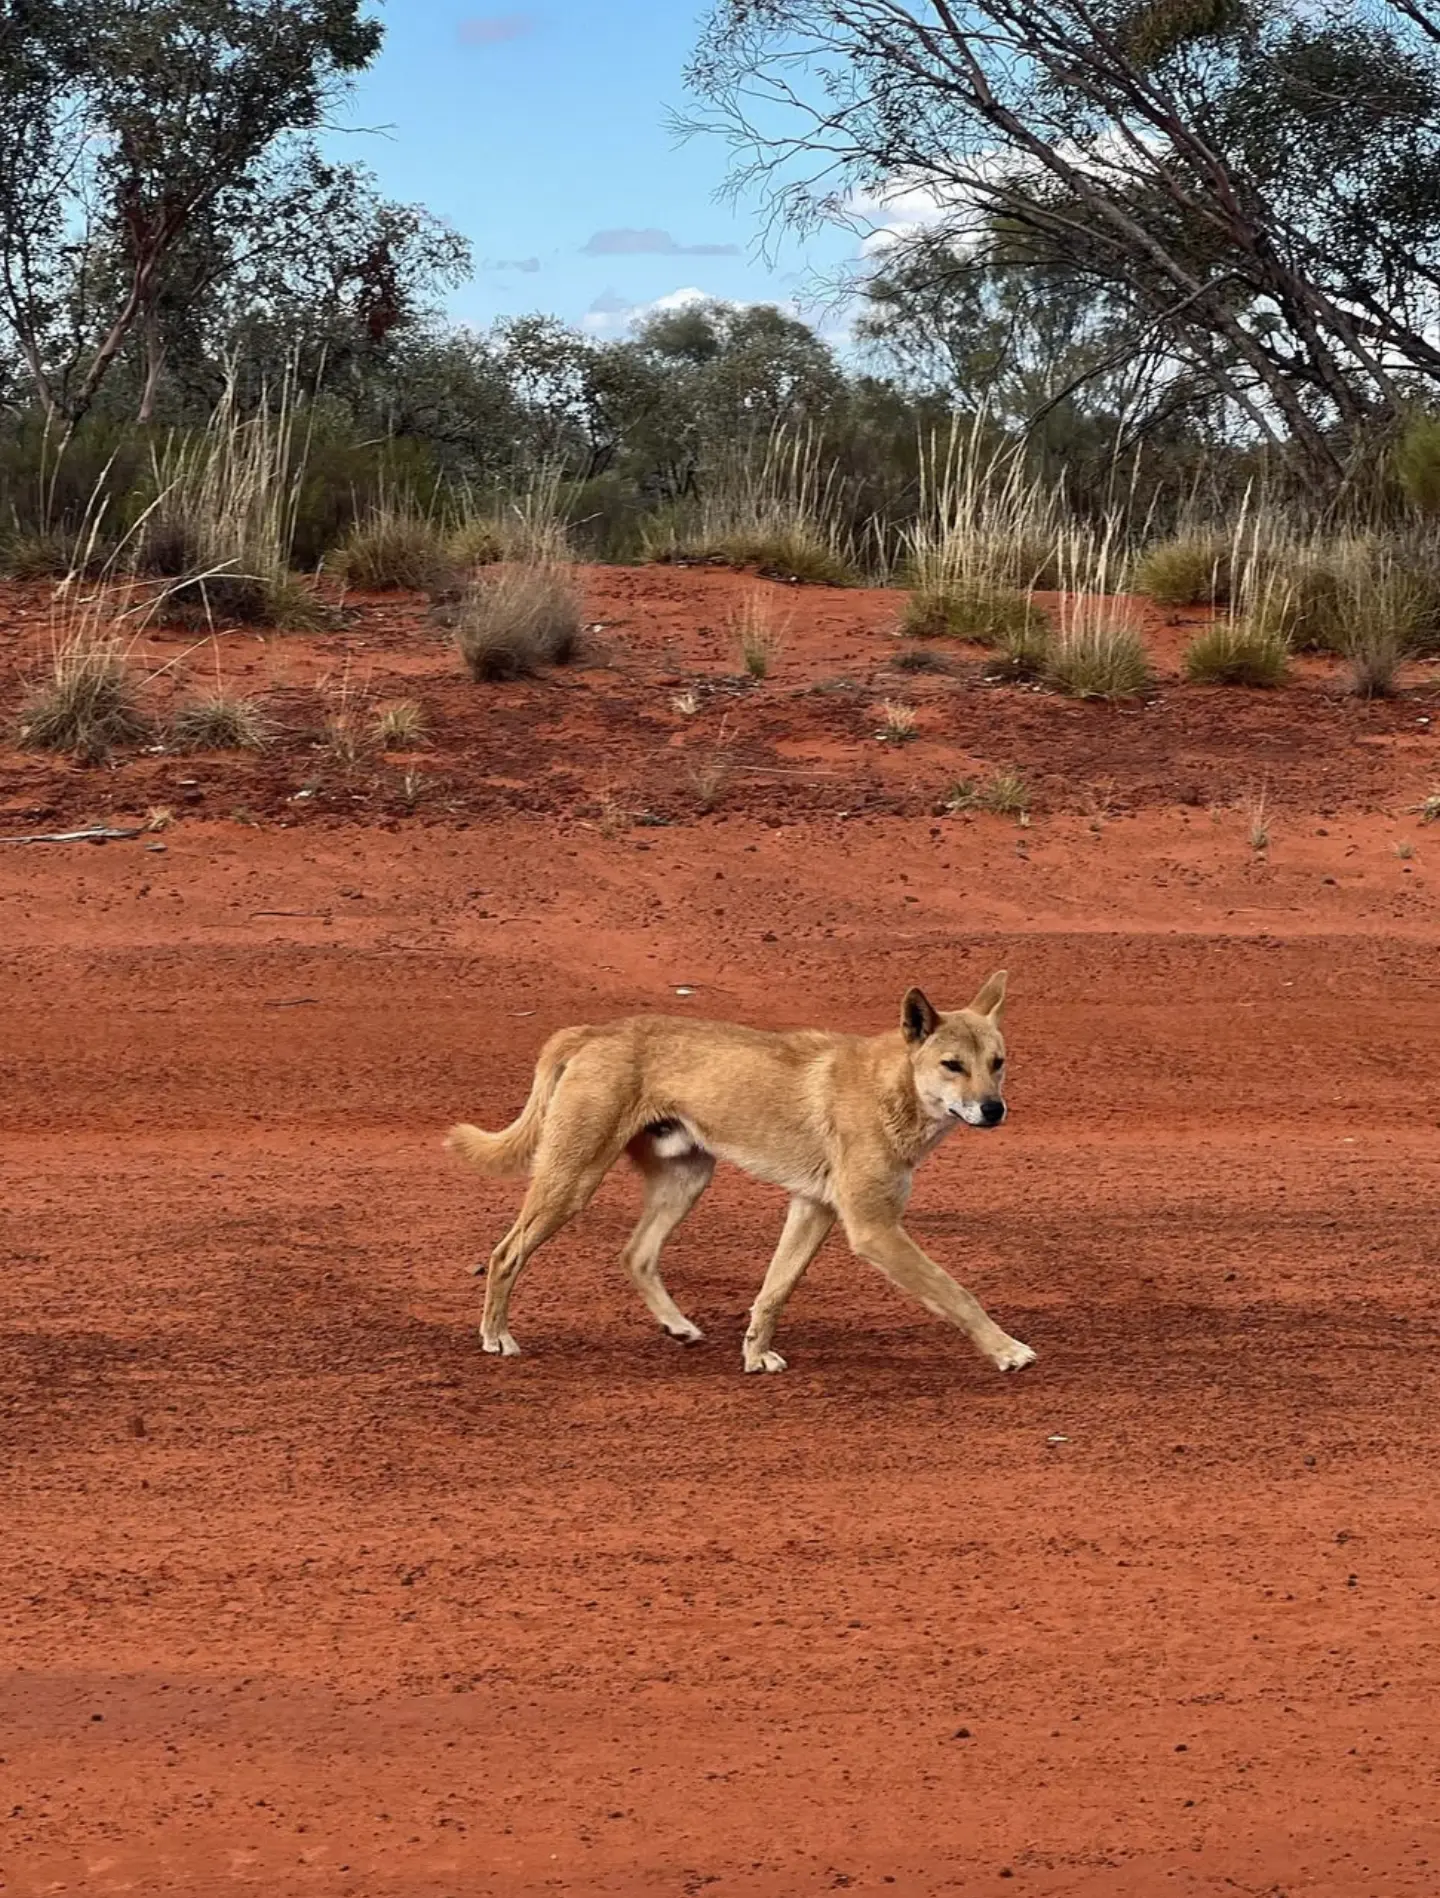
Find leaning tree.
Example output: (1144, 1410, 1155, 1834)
(687, 0, 1440, 493)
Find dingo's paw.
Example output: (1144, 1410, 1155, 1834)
(481, 1330, 522, 1358)
(744, 1348, 788, 1374)
(664, 1318, 705, 1345)
(991, 1336, 1036, 1373)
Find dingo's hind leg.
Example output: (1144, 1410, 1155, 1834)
(480, 1089, 628, 1357)
(622, 1141, 714, 1343)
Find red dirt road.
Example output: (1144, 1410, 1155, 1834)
(3, 570, 1440, 1895)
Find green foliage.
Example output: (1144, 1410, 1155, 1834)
(0, 414, 152, 549)
(290, 429, 440, 571)
(1393, 414, 1440, 515)
(0, 1, 390, 426)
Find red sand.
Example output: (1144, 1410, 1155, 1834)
(2, 568, 1439, 1896)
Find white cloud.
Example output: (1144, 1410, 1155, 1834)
(581, 285, 714, 336)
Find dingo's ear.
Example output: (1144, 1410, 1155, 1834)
(968, 970, 1008, 1020)
(902, 988, 940, 1044)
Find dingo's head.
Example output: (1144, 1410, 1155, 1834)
(902, 971, 1009, 1129)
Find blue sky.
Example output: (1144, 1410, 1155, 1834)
(328, 3, 861, 340)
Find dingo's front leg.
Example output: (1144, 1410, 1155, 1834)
(743, 1197, 835, 1373)
(841, 1215, 1034, 1372)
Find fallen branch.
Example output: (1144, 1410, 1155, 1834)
(0, 826, 144, 846)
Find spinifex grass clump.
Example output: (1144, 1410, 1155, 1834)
(374, 699, 428, 747)
(1043, 529, 1151, 699)
(18, 632, 151, 762)
(169, 691, 271, 750)
(1332, 550, 1427, 698)
(904, 412, 1063, 612)
(983, 611, 1054, 681)
(144, 374, 327, 631)
(453, 562, 583, 681)
(332, 500, 452, 592)
(731, 588, 786, 678)
(1133, 532, 1232, 606)
(642, 427, 860, 585)
(902, 578, 1041, 645)
(1183, 616, 1289, 686)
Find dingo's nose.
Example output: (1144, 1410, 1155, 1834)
(980, 1099, 1006, 1127)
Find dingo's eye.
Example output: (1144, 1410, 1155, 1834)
(991, 1055, 1005, 1072)
(941, 1058, 968, 1075)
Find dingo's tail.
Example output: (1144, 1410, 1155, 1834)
(445, 1028, 587, 1177)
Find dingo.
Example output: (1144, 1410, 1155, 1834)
(446, 973, 1034, 1376)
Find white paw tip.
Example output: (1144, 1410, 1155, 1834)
(994, 1341, 1036, 1372)
(744, 1350, 788, 1374)
(665, 1322, 705, 1345)
(482, 1333, 522, 1358)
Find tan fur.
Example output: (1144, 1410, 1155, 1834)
(445, 972, 1035, 1376)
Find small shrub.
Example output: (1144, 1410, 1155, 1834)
(332, 506, 451, 591)
(453, 563, 583, 681)
(876, 699, 918, 743)
(1133, 533, 1231, 606)
(1184, 618, 1289, 686)
(1414, 789, 1440, 824)
(169, 691, 271, 751)
(1045, 618, 1151, 699)
(18, 635, 151, 761)
(374, 699, 428, 748)
(903, 580, 1040, 645)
